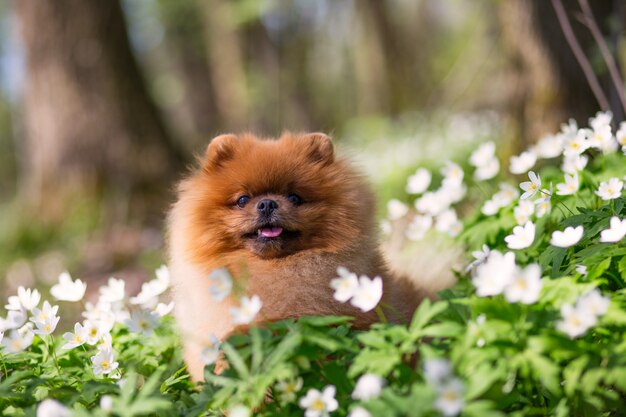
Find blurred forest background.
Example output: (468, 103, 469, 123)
(0, 0, 624, 298)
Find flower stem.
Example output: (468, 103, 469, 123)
(0, 352, 8, 381)
(374, 306, 388, 324)
(48, 336, 62, 376)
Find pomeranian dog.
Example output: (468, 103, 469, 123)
(168, 132, 426, 380)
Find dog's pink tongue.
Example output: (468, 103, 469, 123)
(259, 227, 283, 238)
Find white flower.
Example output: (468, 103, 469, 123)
(380, 219, 391, 235)
(415, 191, 449, 216)
(228, 405, 251, 417)
(4, 308, 28, 330)
(50, 272, 86, 302)
(434, 378, 465, 417)
(514, 200, 535, 225)
(616, 121, 626, 146)
(561, 154, 588, 175)
(439, 182, 467, 204)
(550, 226, 584, 248)
(435, 209, 461, 235)
(472, 250, 516, 297)
(30, 301, 60, 335)
(12, 287, 41, 311)
(405, 215, 432, 241)
(563, 130, 589, 156)
(493, 183, 520, 206)
(600, 216, 626, 243)
(441, 161, 464, 187)
(557, 304, 596, 338)
(125, 309, 159, 335)
(587, 125, 618, 153)
(509, 151, 537, 174)
(154, 301, 175, 317)
(423, 358, 452, 385)
(466, 245, 491, 272)
(2, 329, 34, 353)
(0, 331, 3, 344)
(474, 158, 499, 181)
(200, 334, 221, 366)
(596, 177, 623, 200)
(230, 295, 263, 325)
(504, 221, 535, 250)
(352, 374, 384, 400)
(100, 395, 113, 412)
(37, 399, 71, 417)
(406, 168, 431, 194)
(589, 110, 612, 131)
(208, 267, 233, 302)
(91, 348, 119, 376)
(348, 407, 372, 417)
(387, 199, 409, 220)
(504, 264, 542, 304)
(62, 322, 88, 350)
(99, 278, 125, 304)
(534, 134, 563, 158)
(577, 289, 610, 317)
(575, 265, 588, 276)
(350, 276, 383, 312)
(534, 187, 552, 218)
(299, 386, 338, 417)
(130, 270, 169, 309)
(561, 118, 579, 135)
(276, 377, 303, 403)
(97, 332, 113, 352)
(470, 142, 496, 168)
(83, 320, 103, 345)
(330, 267, 359, 303)
(519, 171, 541, 200)
(481, 199, 500, 216)
(155, 265, 171, 289)
(556, 173, 579, 196)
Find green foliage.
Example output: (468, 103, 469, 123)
(2, 129, 626, 416)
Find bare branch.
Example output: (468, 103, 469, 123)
(577, 0, 626, 118)
(551, 0, 610, 112)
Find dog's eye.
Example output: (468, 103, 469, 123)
(288, 193, 302, 205)
(236, 195, 250, 208)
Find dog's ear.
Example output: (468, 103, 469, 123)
(205, 134, 238, 169)
(302, 133, 334, 165)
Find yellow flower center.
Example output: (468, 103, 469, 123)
(311, 399, 325, 411)
(442, 390, 459, 402)
(101, 360, 110, 370)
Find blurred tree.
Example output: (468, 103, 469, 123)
(156, 0, 219, 144)
(198, 0, 250, 130)
(15, 0, 184, 223)
(500, 0, 618, 147)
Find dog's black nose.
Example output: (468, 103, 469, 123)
(257, 199, 278, 216)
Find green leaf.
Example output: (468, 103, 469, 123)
(220, 342, 250, 379)
(418, 322, 463, 338)
(525, 351, 561, 395)
(409, 299, 448, 336)
(262, 332, 302, 371)
(587, 257, 611, 281)
(463, 400, 506, 417)
(563, 355, 588, 397)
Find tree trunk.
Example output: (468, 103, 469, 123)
(15, 0, 185, 222)
(499, 0, 616, 148)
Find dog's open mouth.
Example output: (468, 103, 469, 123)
(258, 226, 283, 238)
(244, 225, 299, 241)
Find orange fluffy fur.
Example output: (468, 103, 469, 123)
(168, 132, 426, 381)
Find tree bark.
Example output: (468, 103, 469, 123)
(15, 0, 185, 222)
(499, 0, 616, 148)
